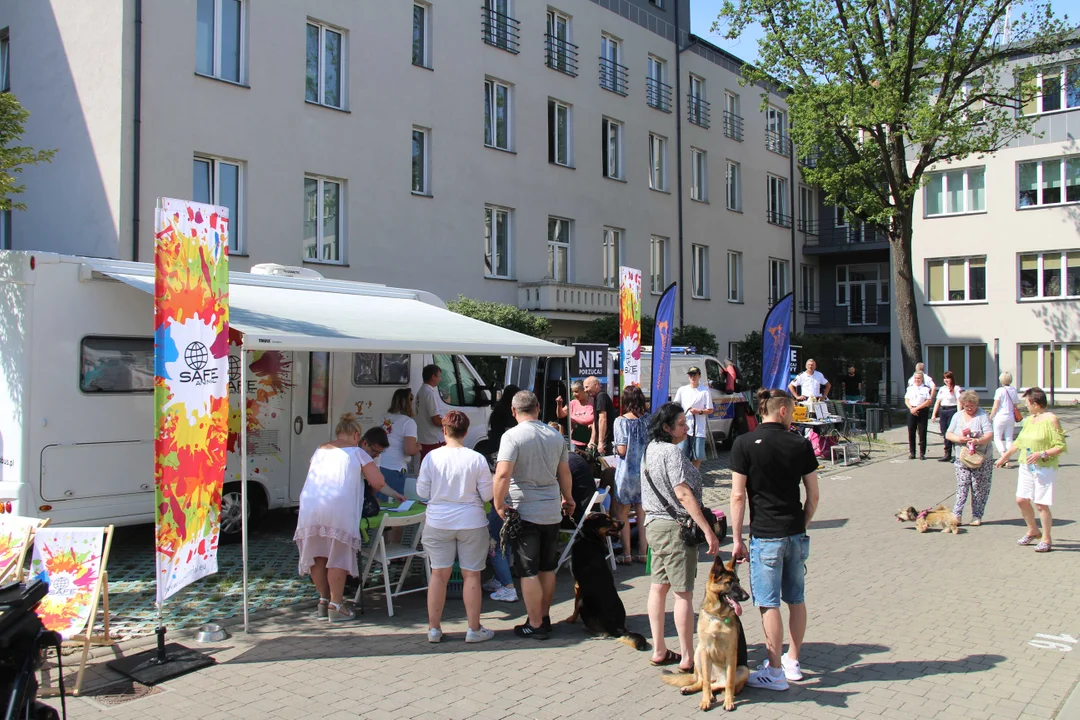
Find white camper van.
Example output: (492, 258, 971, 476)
(0, 252, 567, 537)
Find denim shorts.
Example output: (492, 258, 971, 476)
(679, 436, 707, 461)
(380, 468, 407, 497)
(749, 534, 810, 608)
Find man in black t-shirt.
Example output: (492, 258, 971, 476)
(729, 390, 820, 692)
(842, 364, 863, 401)
(584, 376, 615, 455)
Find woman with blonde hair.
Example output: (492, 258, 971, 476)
(379, 388, 420, 498)
(989, 371, 1021, 462)
(294, 414, 406, 622)
(944, 390, 994, 525)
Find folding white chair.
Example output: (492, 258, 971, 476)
(354, 513, 429, 617)
(0, 516, 50, 584)
(557, 488, 616, 573)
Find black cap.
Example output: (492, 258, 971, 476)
(687, 366, 701, 375)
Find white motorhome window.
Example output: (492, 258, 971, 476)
(352, 353, 410, 386)
(80, 337, 155, 393)
(309, 351, 330, 425)
(433, 354, 481, 406)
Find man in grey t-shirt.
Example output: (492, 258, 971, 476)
(494, 391, 574, 639)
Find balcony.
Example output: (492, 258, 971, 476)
(646, 77, 672, 113)
(688, 95, 711, 128)
(723, 111, 743, 140)
(765, 129, 790, 156)
(799, 149, 820, 168)
(767, 209, 793, 228)
(803, 225, 890, 254)
(797, 218, 819, 235)
(545, 34, 578, 77)
(599, 56, 629, 96)
(800, 302, 890, 334)
(481, 6, 520, 54)
(518, 280, 618, 321)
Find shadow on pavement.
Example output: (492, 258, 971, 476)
(804, 652, 1007, 689)
(808, 518, 850, 530)
(978, 517, 1074, 527)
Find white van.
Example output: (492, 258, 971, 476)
(0, 252, 550, 537)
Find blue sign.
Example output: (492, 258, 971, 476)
(761, 293, 793, 391)
(651, 282, 677, 408)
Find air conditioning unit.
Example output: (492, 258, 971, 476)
(250, 263, 324, 279)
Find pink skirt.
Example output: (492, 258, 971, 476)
(295, 527, 361, 577)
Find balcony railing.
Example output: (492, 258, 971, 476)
(544, 34, 578, 77)
(688, 95, 711, 128)
(801, 303, 889, 329)
(797, 218, 819, 235)
(723, 111, 743, 141)
(765, 129, 790, 156)
(599, 56, 629, 95)
(646, 77, 672, 112)
(481, 7, 520, 54)
(799, 149, 820, 168)
(518, 280, 618, 318)
(804, 225, 889, 248)
(767, 209, 793, 228)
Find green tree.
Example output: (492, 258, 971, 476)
(577, 314, 655, 347)
(738, 331, 889, 398)
(672, 324, 719, 357)
(0, 93, 55, 211)
(447, 296, 551, 388)
(717, 0, 1074, 379)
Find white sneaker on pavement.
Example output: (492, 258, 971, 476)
(427, 628, 443, 643)
(490, 586, 518, 602)
(465, 626, 495, 643)
(482, 579, 502, 593)
(746, 665, 789, 691)
(781, 654, 803, 681)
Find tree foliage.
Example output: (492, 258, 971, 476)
(578, 315, 719, 356)
(738, 331, 889, 397)
(447, 296, 551, 339)
(0, 93, 55, 212)
(717, 0, 1075, 378)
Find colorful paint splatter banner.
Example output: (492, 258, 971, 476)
(619, 266, 642, 392)
(154, 198, 229, 605)
(0, 516, 37, 580)
(30, 528, 105, 640)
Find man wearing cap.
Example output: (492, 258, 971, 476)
(673, 366, 714, 469)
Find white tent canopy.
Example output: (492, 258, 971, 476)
(89, 260, 572, 631)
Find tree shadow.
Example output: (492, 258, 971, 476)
(978, 517, 1074, 527)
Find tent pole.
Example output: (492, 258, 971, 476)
(240, 345, 250, 634)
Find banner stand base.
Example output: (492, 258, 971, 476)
(107, 626, 215, 685)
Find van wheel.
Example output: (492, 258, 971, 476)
(219, 482, 266, 544)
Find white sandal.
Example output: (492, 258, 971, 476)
(328, 601, 357, 623)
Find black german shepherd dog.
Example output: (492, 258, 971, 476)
(564, 513, 648, 650)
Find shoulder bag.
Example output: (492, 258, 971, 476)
(641, 446, 716, 546)
(361, 480, 381, 518)
(959, 445, 985, 469)
(1011, 389, 1023, 423)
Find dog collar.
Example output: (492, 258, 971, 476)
(705, 610, 732, 625)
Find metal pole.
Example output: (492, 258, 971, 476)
(993, 338, 1000, 394)
(1050, 340, 1056, 406)
(240, 346, 249, 633)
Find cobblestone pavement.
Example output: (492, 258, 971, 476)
(45, 413, 1080, 719)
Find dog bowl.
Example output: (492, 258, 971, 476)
(193, 623, 228, 643)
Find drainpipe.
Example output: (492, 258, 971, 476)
(674, 0, 685, 327)
(789, 131, 797, 334)
(132, 0, 143, 262)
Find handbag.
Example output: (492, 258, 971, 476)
(1013, 406, 1023, 423)
(958, 445, 985, 469)
(642, 447, 716, 546)
(361, 480, 381, 518)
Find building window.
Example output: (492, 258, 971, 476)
(646, 56, 670, 112)
(925, 167, 985, 216)
(1019, 343, 1080, 390)
(599, 34, 626, 95)
(649, 133, 667, 191)
(688, 75, 709, 128)
(727, 251, 743, 302)
(766, 175, 790, 226)
(649, 0, 664, 7)
(483, 0, 519, 53)
(0, 210, 10, 250)
(765, 105, 789, 155)
(768, 259, 789, 307)
(650, 236, 667, 293)
(602, 118, 623, 180)
(196, 0, 244, 83)
(303, 176, 343, 263)
(1019, 250, 1080, 300)
(1, 28, 9, 92)
(1018, 156, 1080, 208)
(602, 227, 622, 289)
(690, 148, 707, 202)
(547, 217, 571, 282)
(724, 92, 743, 140)
(927, 344, 988, 389)
(412, 127, 430, 195)
(798, 186, 818, 234)
(548, 99, 572, 167)
(800, 264, 818, 312)
(545, 10, 576, 76)
(305, 21, 344, 109)
(836, 263, 889, 325)
(413, 3, 431, 68)
(1020, 63, 1080, 115)
(726, 161, 741, 211)
(484, 205, 512, 278)
(692, 244, 709, 299)
(484, 78, 512, 151)
(927, 256, 987, 303)
(193, 156, 243, 254)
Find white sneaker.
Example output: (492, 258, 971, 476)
(746, 665, 789, 691)
(465, 626, 495, 643)
(781, 654, 803, 681)
(490, 586, 518, 602)
(482, 579, 503, 593)
(427, 628, 443, 643)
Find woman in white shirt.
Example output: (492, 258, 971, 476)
(930, 371, 962, 462)
(378, 388, 420, 498)
(904, 373, 934, 460)
(989, 372, 1021, 462)
(416, 410, 495, 644)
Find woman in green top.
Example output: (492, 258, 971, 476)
(995, 387, 1067, 553)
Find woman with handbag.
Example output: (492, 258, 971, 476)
(641, 402, 720, 672)
(944, 391, 995, 526)
(989, 372, 1022, 464)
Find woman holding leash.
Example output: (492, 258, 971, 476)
(944, 390, 994, 526)
(995, 387, 1067, 553)
(642, 402, 719, 673)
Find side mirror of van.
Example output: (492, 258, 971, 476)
(475, 386, 496, 407)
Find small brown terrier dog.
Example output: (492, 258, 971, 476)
(895, 505, 960, 534)
(662, 554, 750, 711)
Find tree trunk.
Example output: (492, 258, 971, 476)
(889, 210, 922, 386)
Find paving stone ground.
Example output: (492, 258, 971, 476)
(43, 413, 1080, 719)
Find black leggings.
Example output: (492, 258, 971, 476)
(938, 406, 958, 456)
(907, 409, 929, 456)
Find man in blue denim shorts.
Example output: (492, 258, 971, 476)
(729, 389, 820, 691)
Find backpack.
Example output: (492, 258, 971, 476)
(732, 365, 747, 393)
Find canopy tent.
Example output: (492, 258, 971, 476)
(90, 261, 573, 631)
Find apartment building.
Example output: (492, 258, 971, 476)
(900, 47, 1080, 401)
(2, 0, 806, 354)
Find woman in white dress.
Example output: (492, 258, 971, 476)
(294, 414, 405, 622)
